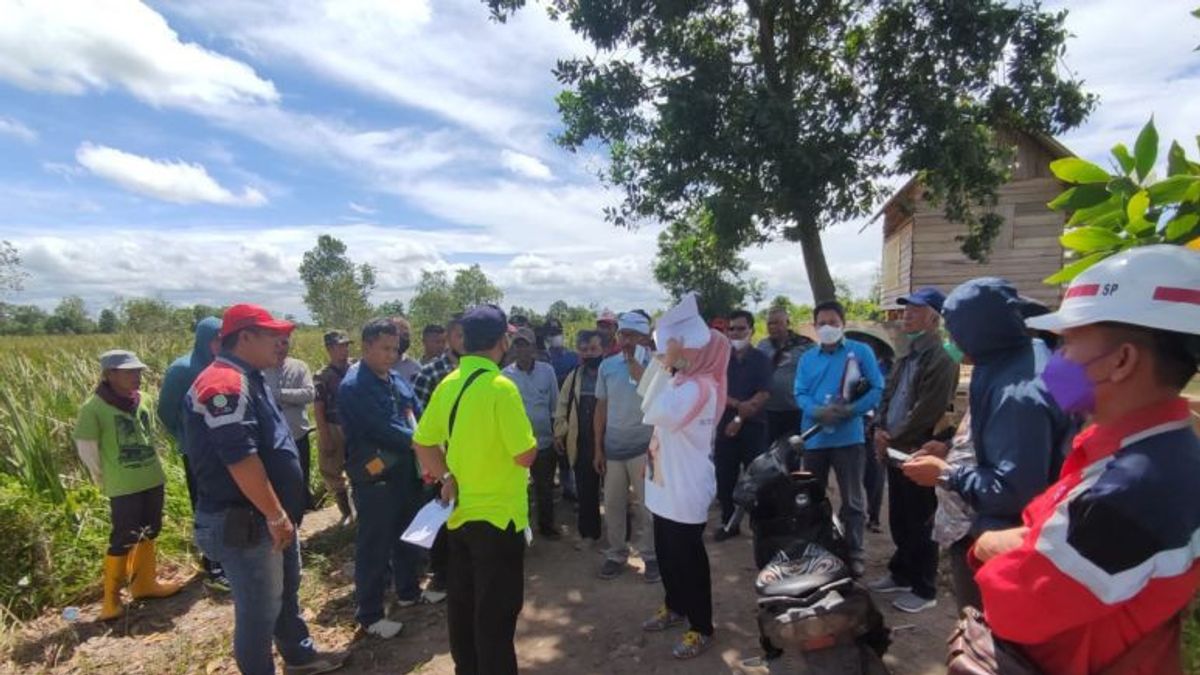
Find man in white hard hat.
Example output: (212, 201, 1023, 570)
(968, 245, 1200, 674)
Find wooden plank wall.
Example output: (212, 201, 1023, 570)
(881, 220, 913, 307)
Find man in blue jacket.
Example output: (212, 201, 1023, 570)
(157, 316, 228, 590)
(794, 300, 884, 576)
(337, 318, 427, 640)
(903, 277, 1072, 609)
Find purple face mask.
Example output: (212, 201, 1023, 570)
(1040, 350, 1113, 414)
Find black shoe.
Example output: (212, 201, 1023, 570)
(713, 526, 740, 542)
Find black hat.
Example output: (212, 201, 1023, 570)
(462, 304, 512, 348)
(323, 330, 352, 347)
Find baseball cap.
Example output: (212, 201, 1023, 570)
(220, 303, 295, 338)
(100, 349, 148, 371)
(323, 330, 352, 347)
(462, 304, 512, 348)
(898, 287, 946, 313)
(512, 327, 537, 344)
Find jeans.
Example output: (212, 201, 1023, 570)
(714, 419, 768, 523)
(802, 445, 867, 561)
(182, 455, 221, 576)
(530, 446, 557, 532)
(653, 515, 713, 635)
(603, 454, 655, 563)
(352, 477, 425, 627)
(863, 444, 885, 525)
(886, 464, 939, 599)
(557, 452, 576, 497)
(193, 509, 316, 675)
(109, 484, 164, 555)
(447, 521, 525, 675)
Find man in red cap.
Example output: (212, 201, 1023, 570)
(184, 304, 346, 675)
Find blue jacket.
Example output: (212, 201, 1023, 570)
(337, 362, 422, 484)
(158, 317, 221, 447)
(942, 277, 1073, 534)
(793, 338, 884, 450)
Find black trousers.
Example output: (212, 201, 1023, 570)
(530, 447, 557, 532)
(296, 434, 314, 510)
(109, 484, 165, 555)
(863, 444, 885, 525)
(653, 515, 713, 635)
(573, 438, 602, 540)
(714, 419, 768, 523)
(447, 521, 525, 675)
(182, 454, 221, 573)
(885, 464, 939, 599)
(949, 535, 982, 611)
(766, 409, 801, 444)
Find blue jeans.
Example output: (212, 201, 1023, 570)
(352, 478, 425, 627)
(193, 509, 316, 675)
(802, 444, 867, 562)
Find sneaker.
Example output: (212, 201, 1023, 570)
(643, 560, 661, 583)
(421, 588, 447, 604)
(672, 630, 713, 659)
(204, 569, 231, 593)
(641, 606, 684, 632)
(892, 592, 937, 614)
(365, 618, 404, 639)
(598, 559, 624, 580)
(393, 595, 422, 609)
(867, 575, 911, 594)
(713, 526, 739, 542)
(284, 651, 349, 675)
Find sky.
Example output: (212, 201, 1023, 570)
(0, 0, 1197, 321)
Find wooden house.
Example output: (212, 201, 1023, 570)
(877, 130, 1071, 313)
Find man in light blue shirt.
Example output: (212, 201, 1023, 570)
(794, 300, 884, 575)
(594, 312, 658, 582)
(503, 327, 560, 538)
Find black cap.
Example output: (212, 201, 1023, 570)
(323, 330, 352, 347)
(462, 304, 511, 349)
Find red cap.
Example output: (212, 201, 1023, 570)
(220, 303, 295, 338)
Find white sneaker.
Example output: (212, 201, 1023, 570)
(422, 588, 447, 604)
(892, 592, 937, 614)
(366, 618, 404, 639)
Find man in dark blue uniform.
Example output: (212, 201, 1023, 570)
(185, 304, 345, 675)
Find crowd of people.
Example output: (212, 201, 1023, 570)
(71, 244, 1199, 675)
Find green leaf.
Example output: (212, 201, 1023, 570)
(1049, 157, 1112, 184)
(1111, 143, 1135, 175)
(1146, 175, 1199, 204)
(1060, 226, 1124, 253)
(1167, 141, 1193, 176)
(1044, 252, 1109, 285)
(1126, 190, 1150, 222)
(1166, 213, 1200, 241)
(1067, 195, 1122, 226)
(1048, 183, 1113, 211)
(1107, 176, 1139, 197)
(1134, 117, 1158, 181)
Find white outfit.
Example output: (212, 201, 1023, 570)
(642, 377, 718, 525)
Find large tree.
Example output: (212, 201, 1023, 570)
(44, 296, 94, 334)
(408, 265, 504, 328)
(653, 206, 763, 318)
(299, 235, 376, 329)
(486, 0, 1093, 301)
(0, 240, 26, 298)
(451, 264, 504, 309)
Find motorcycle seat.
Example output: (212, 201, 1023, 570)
(755, 542, 850, 599)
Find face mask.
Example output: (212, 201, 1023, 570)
(1040, 350, 1114, 415)
(583, 356, 603, 369)
(549, 335, 565, 349)
(943, 340, 964, 364)
(730, 338, 749, 351)
(816, 325, 843, 345)
(397, 336, 411, 356)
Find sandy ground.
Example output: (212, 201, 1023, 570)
(3, 488, 957, 675)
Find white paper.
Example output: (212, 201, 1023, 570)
(886, 447, 911, 464)
(400, 499, 454, 549)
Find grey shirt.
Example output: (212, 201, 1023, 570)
(392, 355, 421, 384)
(595, 352, 654, 459)
(263, 357, 314, 441)
(757, 336, 808, 412)
(503, 360, 559, 450)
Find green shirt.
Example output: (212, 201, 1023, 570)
(413, 355, 536, 531)
(73, 394, 165, 498)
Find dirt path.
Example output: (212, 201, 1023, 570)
(3, 495, 956, 675)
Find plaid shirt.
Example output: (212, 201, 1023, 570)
(412, 353, 456, 410)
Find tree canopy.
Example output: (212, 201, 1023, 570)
(408, 265, 505, 329)
(486, 0, 1093, 301)
(298, 234, 376, 329)
(653, 205, 762, 318)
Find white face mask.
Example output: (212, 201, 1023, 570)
(548, 335, 564, 348)
(730, 338, 750, 351)
(816, 325, 844, 345)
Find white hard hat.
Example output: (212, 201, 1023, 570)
(1028, 245, 1200, 335)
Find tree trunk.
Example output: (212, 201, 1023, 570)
(796, 223, 837, 303)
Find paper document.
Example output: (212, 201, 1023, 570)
(400, 499, 454, 549)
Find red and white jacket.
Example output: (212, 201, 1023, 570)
(974, 397, 1200, 674)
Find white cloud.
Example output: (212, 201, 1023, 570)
(0, 116, 36, 143)
(0, 0, 277, 111)
(75, 143, 267, 207)
(348, 202, 377, 215)
(501, 150, 553, 181)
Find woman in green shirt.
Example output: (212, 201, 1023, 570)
(74, 349, 181, 620)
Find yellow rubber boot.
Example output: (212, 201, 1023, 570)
(99, 553, 127, 621)
(128, 540, 182, 600)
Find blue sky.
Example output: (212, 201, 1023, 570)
(0, 0, 1197, 320)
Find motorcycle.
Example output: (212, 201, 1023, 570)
(725, 430, 891, 674)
